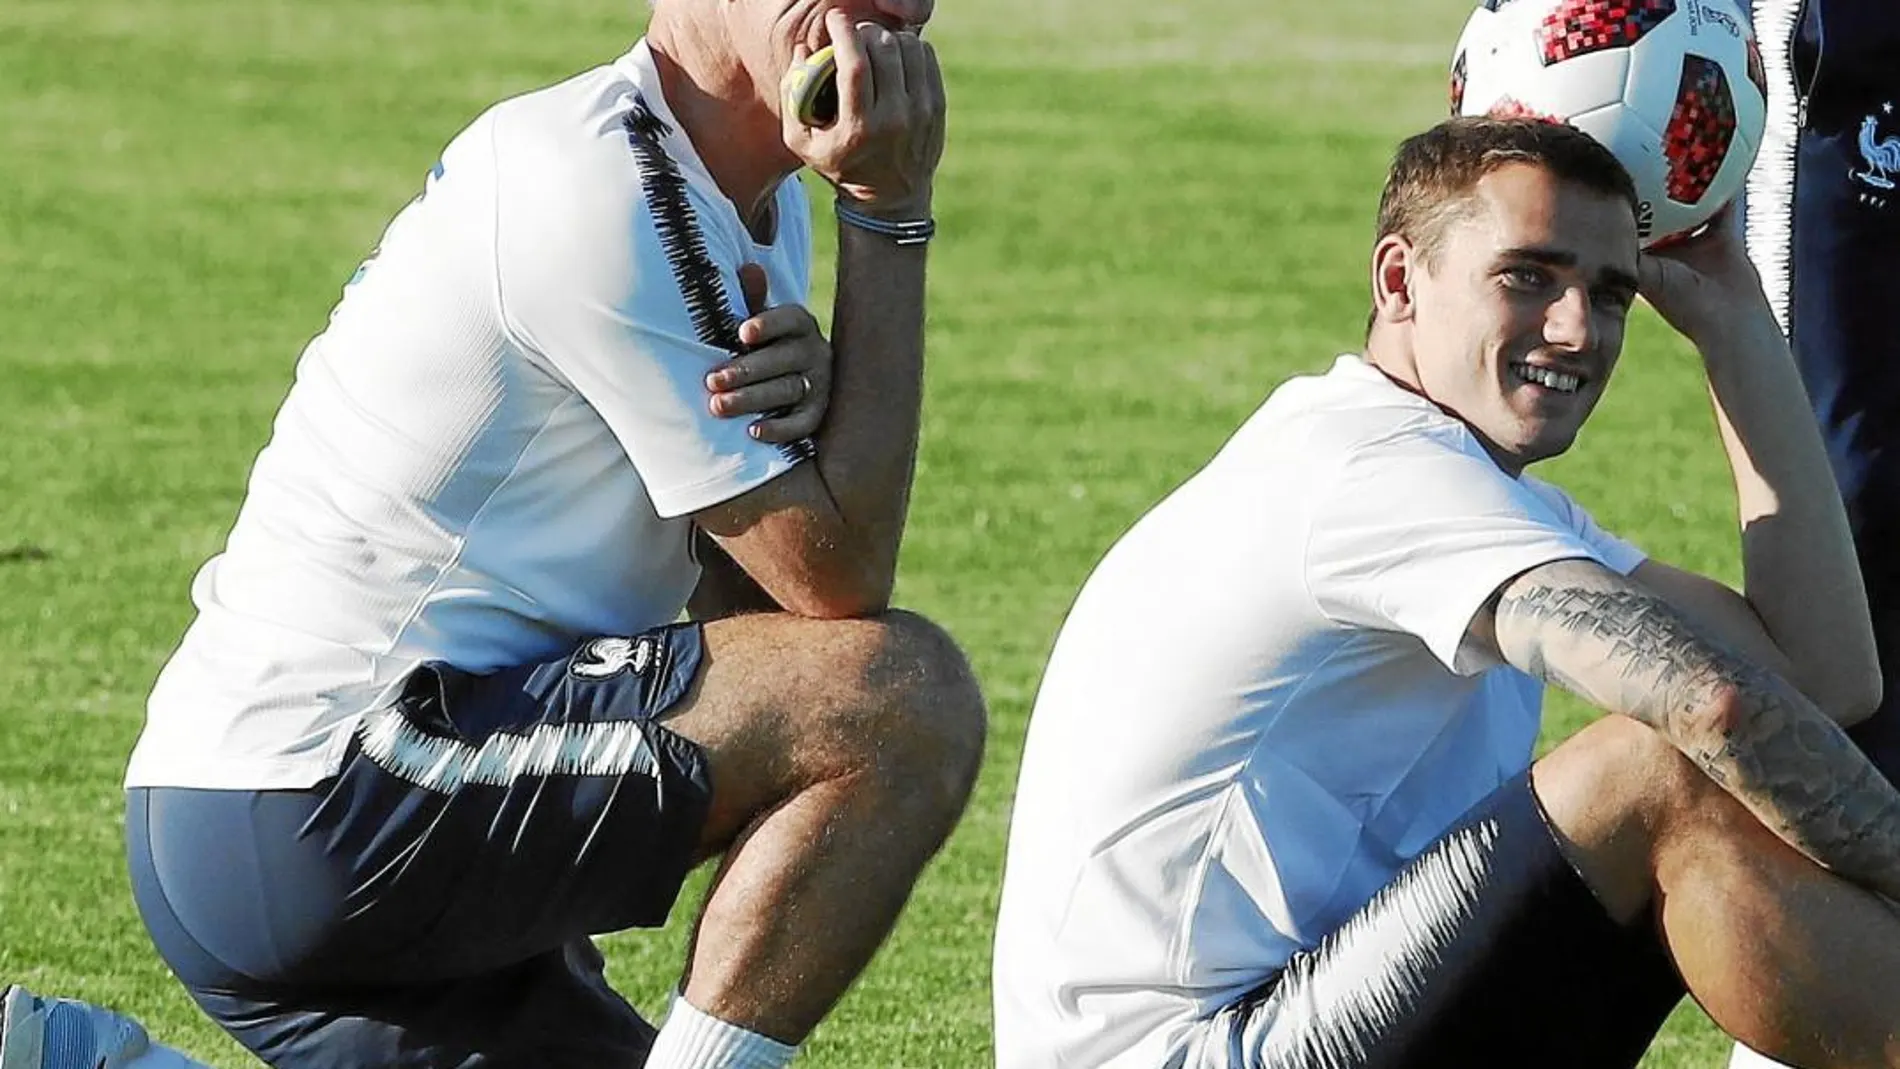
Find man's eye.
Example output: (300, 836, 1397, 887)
(1502, 266, 1549, 290)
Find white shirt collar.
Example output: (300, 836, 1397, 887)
(612, 39, 723, 195)
(612, 38, 785, 248)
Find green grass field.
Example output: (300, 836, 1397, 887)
(1, 0, 1749, 1064)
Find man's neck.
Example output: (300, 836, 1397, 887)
(1363, 331, 1526, 478)
(1361, 330, 1424, 397)
(645, 14, 802, 240)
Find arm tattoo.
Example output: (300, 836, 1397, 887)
(1495, 563, 1900, 898)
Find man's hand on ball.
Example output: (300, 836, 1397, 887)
(707, 263, 832, 443)
(781, 8, 944, 217)
(1638, 205, 1775, 348)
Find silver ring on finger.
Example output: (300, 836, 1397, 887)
(798, 373, 813, 401)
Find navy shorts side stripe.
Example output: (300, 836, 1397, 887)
(1189, 771, 1682, 1069)
(354, 700, 664, 792)
(127, 622, 714, 1069)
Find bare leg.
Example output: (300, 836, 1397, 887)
(658, 610, 986, 1043)
(1535, 716, 1900, 1069)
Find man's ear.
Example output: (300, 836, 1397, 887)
(1371, 234, 1418, 325)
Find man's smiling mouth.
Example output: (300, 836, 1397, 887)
(1510, 361, 1582, 394)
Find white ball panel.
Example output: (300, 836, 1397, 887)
(1451, 5, 1497, 66)
(1457, 13, 1551, 114)
(1567, 102, 1671, 239)
(1622, 15, 1696, 131)
(1507, 49, 1632, 118)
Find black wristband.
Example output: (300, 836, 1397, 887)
(834, 200, 937, 246)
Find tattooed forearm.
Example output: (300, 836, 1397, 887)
(1494, 581, 1724, 711)
(1494, 560, 1900, 899)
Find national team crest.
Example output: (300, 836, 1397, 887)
(1853, 104, 1900, 207)
(570, 635, 661, 680)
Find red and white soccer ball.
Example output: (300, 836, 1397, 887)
(1450, 0, 1769, 246)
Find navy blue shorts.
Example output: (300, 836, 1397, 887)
(1190, 772, 1683, 1068)
(126, 623, 713, 1069)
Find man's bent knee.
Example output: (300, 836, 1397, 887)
(1533, 714, 1718, 923)
(855, 610, 988, 819)
(681, 609, 986, 850)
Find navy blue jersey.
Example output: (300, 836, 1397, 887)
(1792, 0, 1900, 124)
(1751, 0, 1900, 778)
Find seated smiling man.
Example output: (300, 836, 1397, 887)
(994, 117, 1900, 1069)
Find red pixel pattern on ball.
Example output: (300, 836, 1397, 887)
(1536, 0, 1677, 65)
(1487, 97, 1568, 124)
(1663, 55, 1737, 203)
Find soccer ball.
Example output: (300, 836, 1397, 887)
(1449, 0, 1769, 246)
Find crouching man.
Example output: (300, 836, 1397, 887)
(4, 2, 983, 1067)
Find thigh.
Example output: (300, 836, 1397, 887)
(1189, 773, 1683, 1069)
(131, 800, 656, 1069)
(331, 622, 715, 972)
(127, 623, 718, 1066)
(190, 940, 653, 1069)
(130, 622, 714, 985)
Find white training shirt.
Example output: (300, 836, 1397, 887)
(127, 41, 812, 790)
(991, 355, 1645, 1069)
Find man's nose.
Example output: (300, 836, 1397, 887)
(1545, 286, 1595, 352)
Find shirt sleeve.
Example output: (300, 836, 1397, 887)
(1305, 425, 1633, 675)
(493, 117, 810, 520)
(1521, 475, 1647, 577)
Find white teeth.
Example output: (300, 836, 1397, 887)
(1513, 363, 1581, 394)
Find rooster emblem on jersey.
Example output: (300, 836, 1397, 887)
(570, 635, 659, 680)
(1854, 108, 1900, 193)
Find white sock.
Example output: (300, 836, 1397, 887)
(1729, 1042, 1794, 1069)
(644, 993, 796, 1069)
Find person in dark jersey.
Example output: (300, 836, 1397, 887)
(1733, 2, 1900, 1064)
(1746, 0, 1900, 777)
